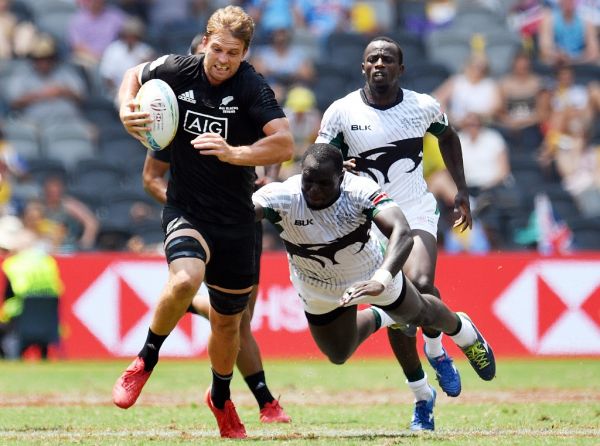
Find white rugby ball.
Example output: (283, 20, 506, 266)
(136, 79, 179, 151)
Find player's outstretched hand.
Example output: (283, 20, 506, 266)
(192, 133, 236, 163)
(339, 280, 385, 306)
(452, 189, 472, 232)
(120, 99, 152, 143)
(343, 158, 358, 174)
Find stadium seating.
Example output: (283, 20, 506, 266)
(3, 120, 42, 160)
(425, 28, 473, 74)
(402, 61, 450, 93)
(27, 158, 68, 185)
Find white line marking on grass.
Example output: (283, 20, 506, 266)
(1, 428, 599, 440)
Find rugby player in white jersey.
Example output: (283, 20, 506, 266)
(253, 143, 495, 431)
(316, 36, 476, 430)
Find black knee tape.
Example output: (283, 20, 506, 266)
(165, 236, 206, 264)
(208, 287, 250, 315)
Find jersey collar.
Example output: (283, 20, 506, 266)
(360, 87, 403, 110)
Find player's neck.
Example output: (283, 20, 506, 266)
(361, 84, 402, 109)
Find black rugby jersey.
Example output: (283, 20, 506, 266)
(141, 54, 285, 224)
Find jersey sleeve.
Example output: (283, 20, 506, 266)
(242, 66, 286, 129)
(252, 181, 290, 226)
(316, 101, 342, 145)
(316, 100, 351, 157)
(353, 176, 398, 219)
(140, 54, 201, 91)
(421, 93, 449, 136)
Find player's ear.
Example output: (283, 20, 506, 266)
(361, 62, 365, 74)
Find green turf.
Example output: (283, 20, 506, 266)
(0, 358, 599, 445)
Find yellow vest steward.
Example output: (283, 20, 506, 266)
(1, 249, 63, 320)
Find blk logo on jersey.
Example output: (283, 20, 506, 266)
(183, 110, 228, 137)
(294, 219, 314, 226)
(354, 138, 423, 184)
(351, 124, 372, 131)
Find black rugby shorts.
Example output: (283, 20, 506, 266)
(162, 205, 256, 290)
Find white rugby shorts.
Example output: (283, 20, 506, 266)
(399, 192, 439, 237)
(373, 192, 439, 242)
(291, 268, 405, 315)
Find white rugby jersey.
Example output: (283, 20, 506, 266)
(253, 173, 397, 291)
(316, 89, 448, 205)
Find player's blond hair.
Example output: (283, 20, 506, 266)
(205, 6, 255, 50)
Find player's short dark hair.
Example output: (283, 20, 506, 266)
(366, 36, 403, 65)
(189, 33, 204, 55)
(301, 143, 343, 172)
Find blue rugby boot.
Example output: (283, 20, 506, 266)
(425, 346, 462, 397)
(457, 312, 496, 381)
(409, 387, 436, 431)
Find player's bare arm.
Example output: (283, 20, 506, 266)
(118, 63, 153, 143)
(341, 206, 413, 306)
(255, 163, 281, 187)
(142, 154, 169, 204)
(437, 126, 472, 232)
(252, 200, 265, 222)
(192, 117, 293, 165)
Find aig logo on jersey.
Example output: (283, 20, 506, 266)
(183, 110, 228, 138)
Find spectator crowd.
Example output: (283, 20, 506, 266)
(0, 0, 599, 255)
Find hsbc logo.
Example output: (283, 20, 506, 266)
(493, 260, 600, 354)
(72, 260, 307, 357)
(183, 110, 228, 138)
(73, 261, 211, 357)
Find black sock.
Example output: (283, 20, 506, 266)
(244, 371, 275, 409)
(211, 369, 233, 409)
(405, 364, 426, 383)
(138, 329, 168, 371)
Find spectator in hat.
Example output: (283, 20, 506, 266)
(279, 85, 321, 179)
(99, 16, 156, 101)
(0, 214, 63, 359)
(6, 35, 85, 127)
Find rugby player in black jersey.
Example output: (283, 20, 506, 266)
(111, 6, 293, 439)
(141, 144, 290, 425)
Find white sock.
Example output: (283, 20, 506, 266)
(406, 375, 433, 403)
(423, 333, 444, 358)
(371, 306, 396, 329)
(449, 313, 478, 348)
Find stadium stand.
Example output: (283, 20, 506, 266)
(0, 0, 597, 252)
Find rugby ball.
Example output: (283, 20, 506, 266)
(136, 79, 179, 151)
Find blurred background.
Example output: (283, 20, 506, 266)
(0, 0, 599, 361)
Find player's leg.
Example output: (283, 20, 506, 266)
(241, 287, 292, 423)
(189, 224, 290, 422)
(399, 229, 461, 397)
(113, 222, 208, 409)
(384, 277, 496, 381)
(307, 305, 388, 364)
(203, 221, 256, 439)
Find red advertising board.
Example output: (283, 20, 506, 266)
(53, 252, 600, 359)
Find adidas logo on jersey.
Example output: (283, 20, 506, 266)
(178, 90, 196, 104)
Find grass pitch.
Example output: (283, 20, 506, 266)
(0, 358, 599, 445)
